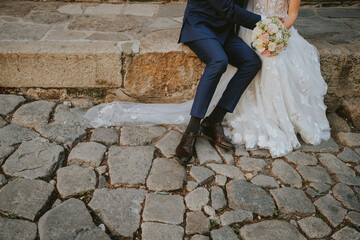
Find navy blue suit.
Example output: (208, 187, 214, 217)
(179, 0, 262, 119)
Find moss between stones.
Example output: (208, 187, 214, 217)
(66, 88, 108, 99)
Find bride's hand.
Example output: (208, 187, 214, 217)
(278, 17, 292, 30)
(283, 19, 292, 30)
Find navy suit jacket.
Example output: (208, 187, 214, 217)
(179, 0, 261, 45)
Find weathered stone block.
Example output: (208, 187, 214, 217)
(0, 178, 54, 221)
(239, 220, 307, 240)
(88, 188, 147, 238)
(146, 158, 185, 191)
(0, 42, 123, 88)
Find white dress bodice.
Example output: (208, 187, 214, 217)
(250, 0, 289, 18)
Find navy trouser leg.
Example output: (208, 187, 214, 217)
(217, 35, 262, 112)
(186, 39, 228, 119)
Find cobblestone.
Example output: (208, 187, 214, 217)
(185, 211, 210, 235)
(306, 187, 320, 198)
(190, 166, 215, 185)
(11, 100, 55, 128)
(39, 198, 110, 240)
(210, 186, 227, 211)
(191, 234, 210, 240)
(240, 220, 307, 240)
(141, 222, 184, 240)
(270, 187, 315, 216)
(90, 127, 119, 146)
(156, 130, 182, 158)
(35, 122, 87, 148)
(56, 165, 96, 198)
(210, 226, 238, 240)
(0, 178, 54, 221)
(54, 104, 91, 128)
(334, 173, 360, 186)
(0, 117, 6, 128)
(314, 194, 347, 227)
(250, 174, 279, 188)
(338, 132, 360, 148)
(108, 146, 154, 185)
(186, 180, 199, 192)
(299, 137, 339, 153)
(0, 217, 37, 240)
(271, 159, 302, 188)
(0, 84, 359, 238)
(0, 94, 26, 115)
(318, 153, 356, 176)
(0, 174, 7, 186)
(297, 216, 332, 239)
(332, 227, 360, 240)
(68, 142, 106, 167)
(185, 187, 209, 211)
(337, 146, 360, 163)
(220, 209, 253, 226)
(0, 124, 39, 146)
(296, 165, 333, 184)
(88, 188, 147, 238)
(196, 137, 222, 164)
(216, 146, 234, 164)
(143, 193, 185, 224)
(3, 137, 64, 179)
(215, 175, 227, 186)
(332, 183, 360, 211)
(146, 158, 185, 191)
(202, 205, 214, 217)
(227, 180, 275, 217)
(284, 151, 317, 165)
(206, 163, 245, 180)
(120, 125, 166, 146)
(0, 145, 14, 166)
(238, 157, 267, 172)
(309, 181, 331, 193)
(346, 211, 360, 226)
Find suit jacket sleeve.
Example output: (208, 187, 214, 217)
(208, 0, 261, 29)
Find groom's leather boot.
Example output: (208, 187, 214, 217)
(200, 117, 235, 150)
(176, 132, 198, 165)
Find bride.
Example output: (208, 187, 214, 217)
(85, 0, 330, 159)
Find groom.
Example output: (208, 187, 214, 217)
(176, 0, 263, 164)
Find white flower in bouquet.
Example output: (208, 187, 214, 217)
(251, 16, 291, 57)
(268, 42, 277, 52)
(275, 31, 283, 42)
(267, 23, 279, 34)
(253, 27, 263, 39)
(262, 18, 272, 25)
(253, 39, 266, 52)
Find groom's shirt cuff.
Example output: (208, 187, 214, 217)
(261, 15, 266, 20)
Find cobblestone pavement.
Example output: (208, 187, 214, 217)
(0, 94, 360, 240)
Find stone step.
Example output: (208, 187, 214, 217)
(0, 1, 359, 112)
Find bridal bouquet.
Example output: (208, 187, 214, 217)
(251, 16, 291, 57)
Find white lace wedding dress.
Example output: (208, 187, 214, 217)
(85, 0, 330, 158)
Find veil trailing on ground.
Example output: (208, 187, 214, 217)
(84, 100, 193, 128)
(84, 66, 238, 128)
